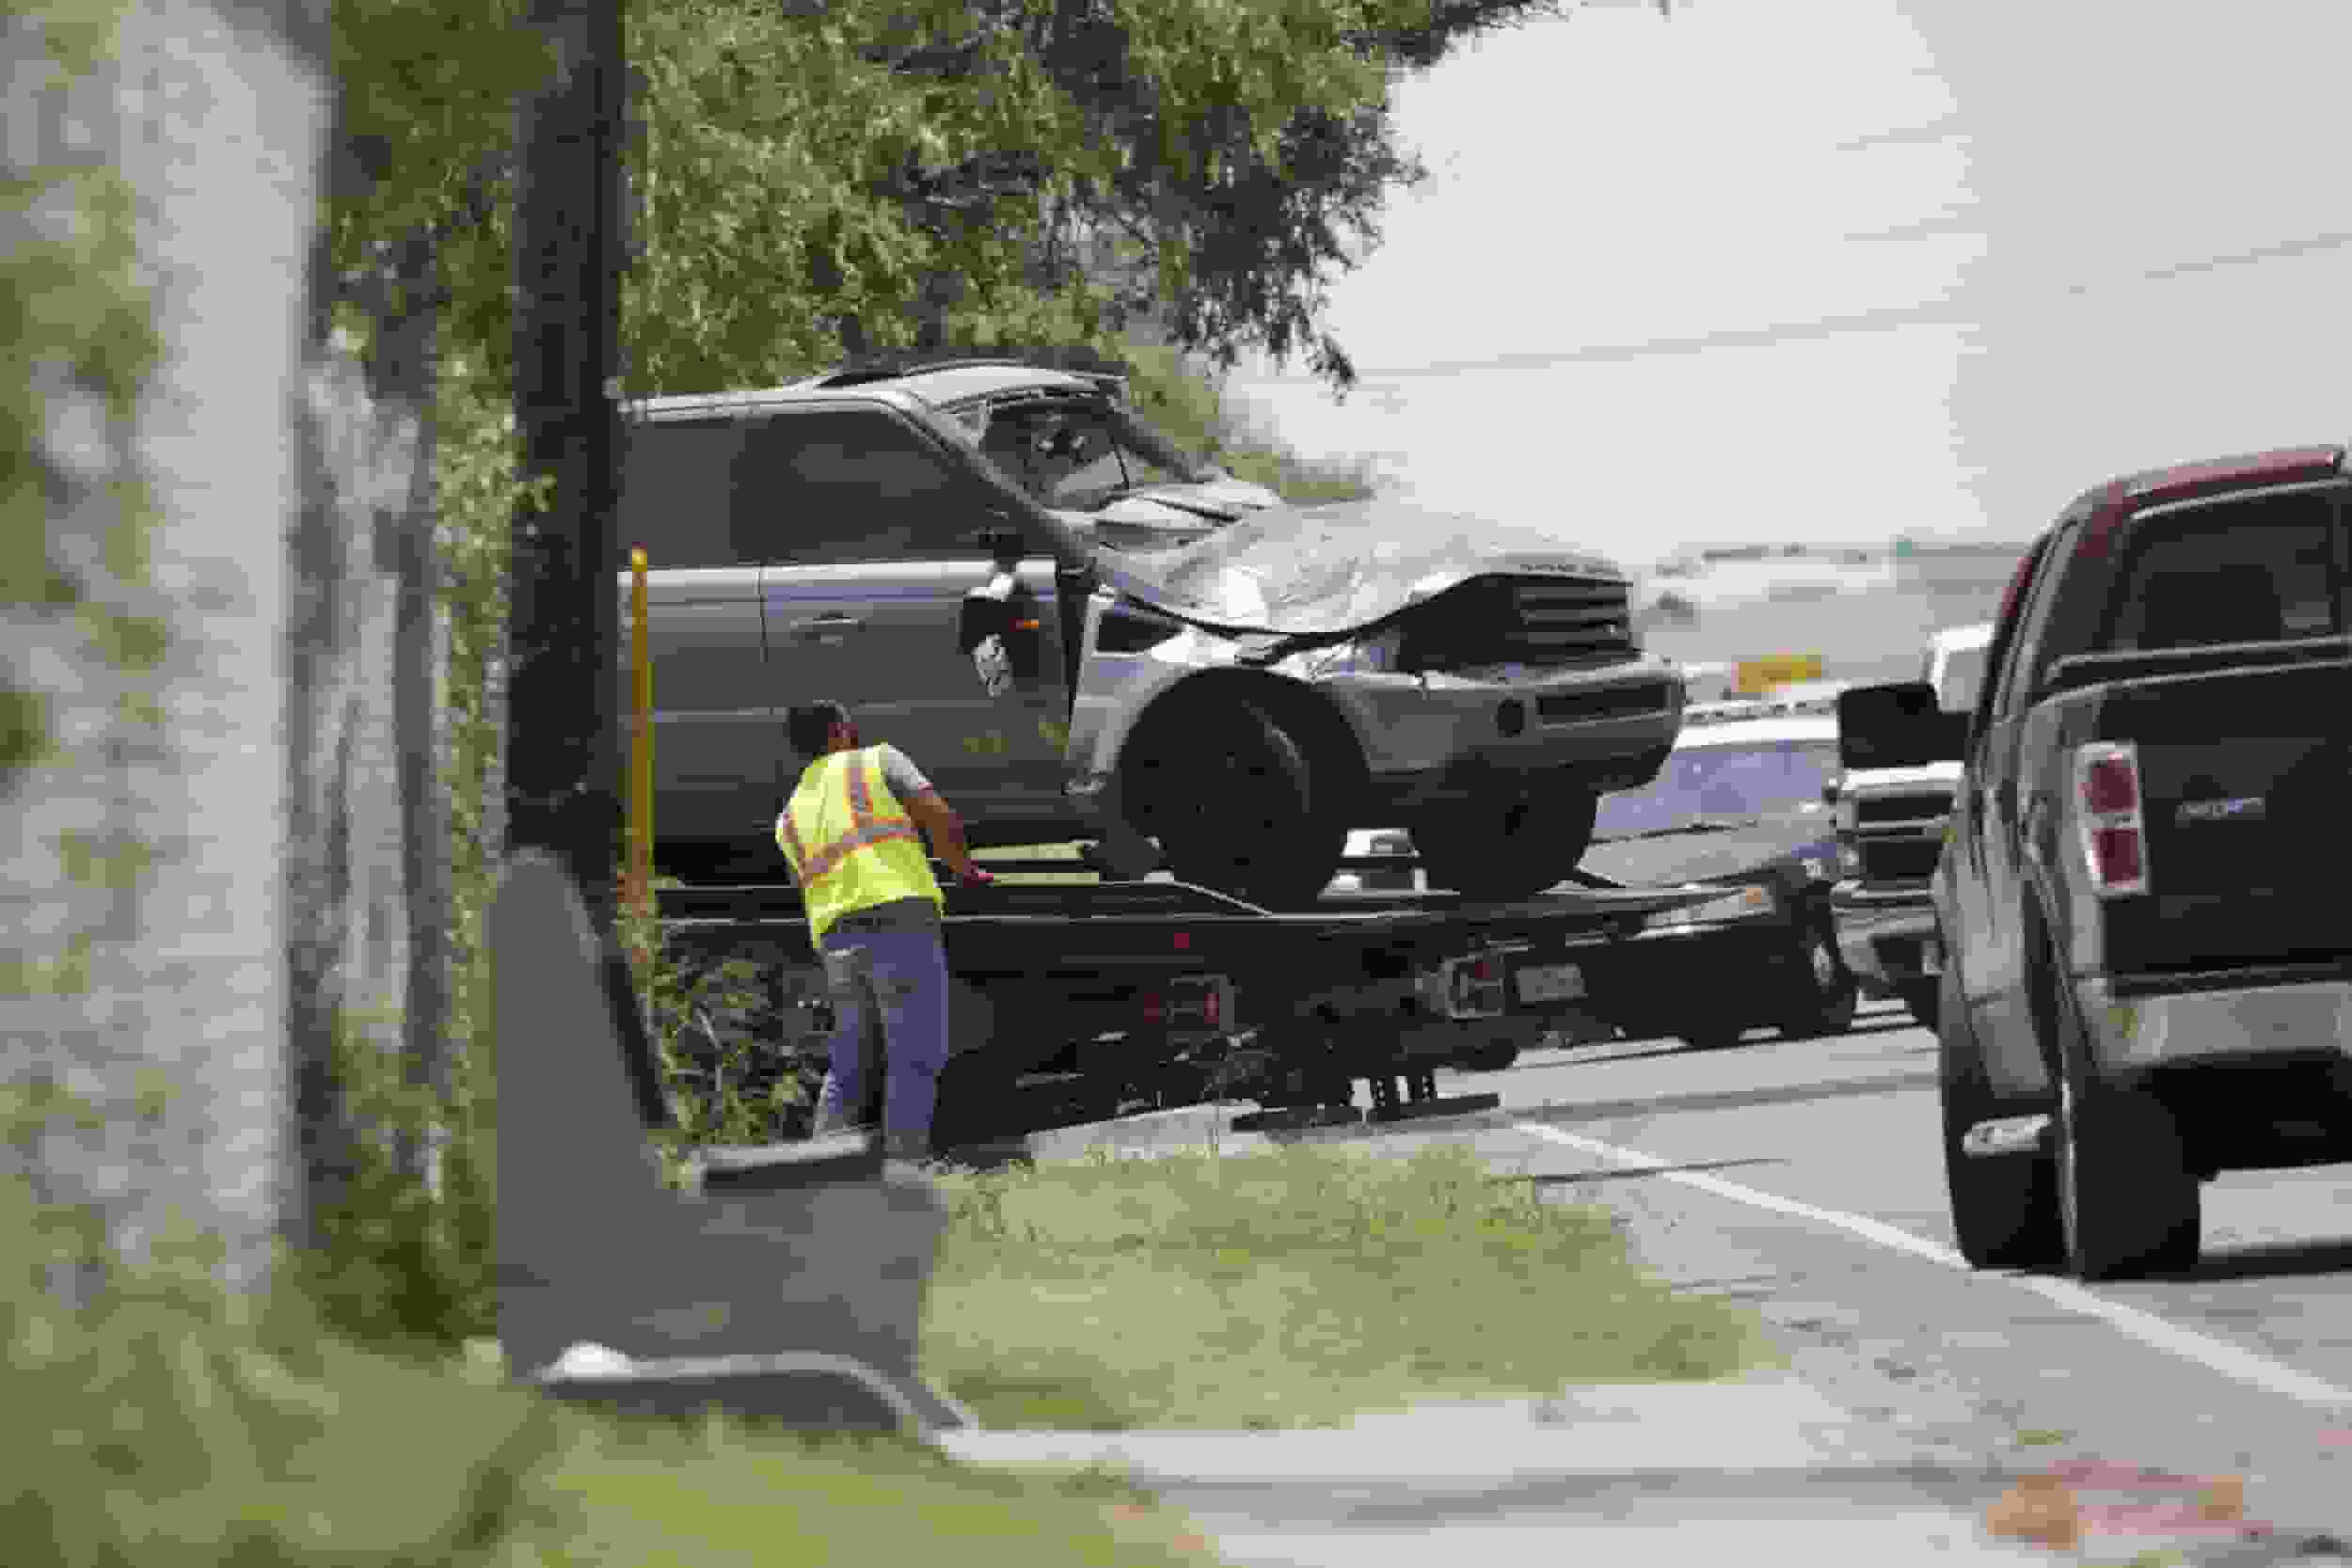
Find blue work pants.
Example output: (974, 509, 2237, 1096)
(811, 922, 950, 1150)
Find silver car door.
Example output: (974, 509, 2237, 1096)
(739, 404, 1072, 829)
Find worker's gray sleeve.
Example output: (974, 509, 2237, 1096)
(876, 743, 934, 801)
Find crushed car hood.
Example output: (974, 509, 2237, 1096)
(1581, 806, 1841, 890)
(1101, 475, 1283, 524)
(1091, 498, 1627, 638)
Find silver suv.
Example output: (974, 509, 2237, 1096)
(615, 355, 1684, 906)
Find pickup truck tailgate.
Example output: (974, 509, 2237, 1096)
(2080, 654, 2352, 972)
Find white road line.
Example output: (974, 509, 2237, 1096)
(1515, 1120, 2352, 1412)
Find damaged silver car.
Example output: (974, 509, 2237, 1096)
(615, 356, 1684, 906)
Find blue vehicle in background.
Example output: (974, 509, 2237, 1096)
(1570, 711, 1859, 1051)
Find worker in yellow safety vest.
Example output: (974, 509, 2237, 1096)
(776, 700, 993, 1163)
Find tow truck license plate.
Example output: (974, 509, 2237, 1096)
(1517, 963, 1585, 1005)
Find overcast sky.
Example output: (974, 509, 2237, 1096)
(1223, 0, 2352, 570)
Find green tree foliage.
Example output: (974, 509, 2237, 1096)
(324, 0, 1577, 394)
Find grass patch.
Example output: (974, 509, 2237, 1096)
(527, 1423, 1221, 1566)
(922, 1139, 1781, 1430)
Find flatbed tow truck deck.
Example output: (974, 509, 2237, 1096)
(653, 855, 1730, 1149)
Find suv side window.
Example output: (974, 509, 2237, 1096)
(617, 418, 747, 569)
(730, 405, 987, 565)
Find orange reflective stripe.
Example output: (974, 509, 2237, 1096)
(793, 752, 923, 887)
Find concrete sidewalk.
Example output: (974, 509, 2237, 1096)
(936, 1110, 2348, 1566)
(937, 1371, 2343, 1566)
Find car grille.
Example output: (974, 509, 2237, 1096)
(1851, 787, 1952, 883)
(1403, 574, 1637, 671)
(1856, 792, 1950, 825)
(1857, 836, 1945, 882)
(1537, 681, 1677, 725)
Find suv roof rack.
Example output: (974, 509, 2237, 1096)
(807, 347, 1135, 389)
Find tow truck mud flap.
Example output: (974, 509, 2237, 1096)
(1367, 1068, 1502, 1125)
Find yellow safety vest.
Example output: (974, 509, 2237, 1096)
(775, 747, 944, 943)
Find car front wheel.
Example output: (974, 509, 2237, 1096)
(1779, 923, 1860, 1039)
(1134, 696, 1343, 911)
(1414, 778, 1600, 902)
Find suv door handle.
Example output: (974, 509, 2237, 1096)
(788, 614, 866, 641)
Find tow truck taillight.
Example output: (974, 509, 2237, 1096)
(1445, 950, 1509, 1018)
(2074, 741, 2149, 897)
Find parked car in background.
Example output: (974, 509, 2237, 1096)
(1571, 710, 1857, 1051)
(1851, 444, 2352, 1282)
(1827, 624, 1991, 1028)
(615, 354, 1685, 908)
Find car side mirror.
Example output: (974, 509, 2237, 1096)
(1836, 680, 1966, 771)
(958, 571, 1042, 696)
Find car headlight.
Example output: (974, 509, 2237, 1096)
(1837, 842, 1862, 877)
(1647, 883, 1774, 928)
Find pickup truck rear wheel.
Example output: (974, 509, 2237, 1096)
(2047, 947, 2201, 1280)
(1938, 959, 2063, 1270)
(1414, 781, 1600, 902)
(1137, 696, 1342, 910)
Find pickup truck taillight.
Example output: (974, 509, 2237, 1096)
(2073, 741, 2150, 897)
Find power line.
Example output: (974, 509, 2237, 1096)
(1337, 229, 2352, 378)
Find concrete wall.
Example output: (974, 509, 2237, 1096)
(4, 0, 328, 1294)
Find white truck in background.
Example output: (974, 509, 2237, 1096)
(1826, 623, 1993, 1027)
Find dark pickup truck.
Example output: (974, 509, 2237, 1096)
(1841, 444, 2352, 1282)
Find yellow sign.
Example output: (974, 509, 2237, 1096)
(1735, 654, 1824, 696)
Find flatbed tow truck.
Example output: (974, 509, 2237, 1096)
(654, 847, 1735, 1152)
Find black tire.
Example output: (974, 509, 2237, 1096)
(1779, 922, 1860, 1040)
(1136, 696, 1342, 910)
(1458, 1042, 1521, 1073)
(1415, 780, 1600, 902)
(1899, 978, 1941, 1031)
(1939, 958, 2064, 1270)
(2047, 944, 2200, 1280)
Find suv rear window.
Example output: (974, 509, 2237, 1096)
(2103, 487, 2346, 652)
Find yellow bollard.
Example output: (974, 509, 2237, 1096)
(628, 546, 653, 915)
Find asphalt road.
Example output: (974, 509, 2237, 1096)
(1031, 996, 2352, 1553)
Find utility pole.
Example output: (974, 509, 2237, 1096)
(508, 0, 627, 921)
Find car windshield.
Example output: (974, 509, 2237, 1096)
(1936, 644, 1990, 713)
(1595, 738, 1840, 841)
(968, 397, 1221, 511)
